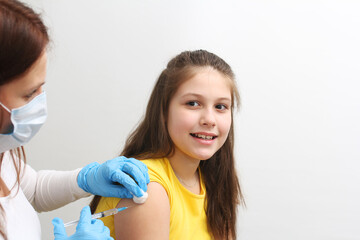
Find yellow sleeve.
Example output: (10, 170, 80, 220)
(141, 159, 171, 198)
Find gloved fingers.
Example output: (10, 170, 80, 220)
(52, 217, 67, 238)
(125, 157, 150, 184)
(90, 218, 105, 231)
(91, 219, 112, 238)
(76, 206, 92, 230)
(111, 170, 144, 197)
(102, 225, 111, 238)
(111, 156, 150, 184)
(114, 161, 148, 193)
(100, 184, 134, 199)
(125, 157, 148, 173)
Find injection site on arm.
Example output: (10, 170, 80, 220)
(132, 189, 148, 204)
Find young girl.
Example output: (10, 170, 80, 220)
(90, 50, 244, 239)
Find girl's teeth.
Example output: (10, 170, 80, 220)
(195, 134, 214, 140)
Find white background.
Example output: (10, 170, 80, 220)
(23, 0, 360, 239)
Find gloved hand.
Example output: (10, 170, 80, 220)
(52, 206, 113, 240)
(77, 156, 150, 198)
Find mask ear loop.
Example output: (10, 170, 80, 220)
(0, 102, 12, 135)
(0, 102, 11, 113)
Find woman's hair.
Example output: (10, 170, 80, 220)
(0, 0, 49, 85)
(0, 0, 49, 238)
(90, 49, 244, 239)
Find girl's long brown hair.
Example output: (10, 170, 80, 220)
(0, 0, 49, 239)
(90, 50, 244, 239)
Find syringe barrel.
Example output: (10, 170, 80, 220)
(91, 208, 118, 219)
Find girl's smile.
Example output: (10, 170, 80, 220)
(190, 132, 218, 145)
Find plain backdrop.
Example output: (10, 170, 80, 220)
(22, 0, 360, 239)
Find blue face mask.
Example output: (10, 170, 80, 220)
(0, 91, 47, 153)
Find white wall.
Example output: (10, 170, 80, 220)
(24, 0, 360, 239)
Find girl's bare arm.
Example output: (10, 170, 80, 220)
(114, 182, 170, 240)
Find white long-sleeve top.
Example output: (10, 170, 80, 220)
(0, 151, 90, 240)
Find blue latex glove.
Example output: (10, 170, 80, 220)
(77, 156, 150, 198)
(52, 206, 113, 240)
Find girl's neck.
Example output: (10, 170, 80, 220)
(168, 150, 200, 181)
(168, 149, 201, 194)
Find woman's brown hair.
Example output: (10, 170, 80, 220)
(90, 50, 244, 239)
(0, 0, 49, 238)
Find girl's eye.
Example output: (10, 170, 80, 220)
(186, 101, 200, 107)
(215, 104, 228, 110)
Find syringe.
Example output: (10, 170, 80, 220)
(64, 207, 128, 228)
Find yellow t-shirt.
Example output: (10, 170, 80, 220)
(95, 158, 212, 239)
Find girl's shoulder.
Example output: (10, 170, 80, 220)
(141, 158, 173, 191)
(141, 158, 172, 175)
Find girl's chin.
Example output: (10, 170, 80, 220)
(192, 153, 217, 161)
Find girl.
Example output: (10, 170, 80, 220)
(0, 0, 149, 239)
(91, 50, 244, 239)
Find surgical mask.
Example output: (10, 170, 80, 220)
(0, 91, 47, 153)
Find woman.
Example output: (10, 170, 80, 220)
(0, 0, 149, 239)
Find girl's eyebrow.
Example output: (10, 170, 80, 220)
(181, 93, 231, 102)
(218, 97, 231, 103)
(180, 93, 202, 98)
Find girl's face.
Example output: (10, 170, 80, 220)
(0, 52, 47, 134)
(167, 67, 232, 163)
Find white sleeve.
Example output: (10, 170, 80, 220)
(20, 163, 91, 212)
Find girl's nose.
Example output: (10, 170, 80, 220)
(200, 109, 216, 127)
